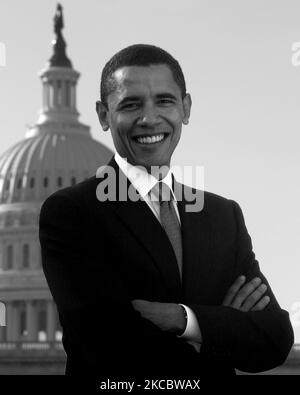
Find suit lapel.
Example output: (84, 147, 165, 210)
(114, 201, 182, 300)
(174, 180, 213, 303)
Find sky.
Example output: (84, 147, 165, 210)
(1, 0, 300, 342)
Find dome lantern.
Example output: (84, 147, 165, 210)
(33, 4, 82, 128)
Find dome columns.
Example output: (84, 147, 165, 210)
(0, 300, 58, 343)
(37, 67, 80, 124)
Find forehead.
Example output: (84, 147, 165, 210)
(111, 64, 181, 98)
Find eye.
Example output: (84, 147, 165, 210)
(157, 98, 175, 106)
(121, 102, 140, 111)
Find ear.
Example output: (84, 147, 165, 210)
(96, 101, 110, 131)
(182, 93, 192, 125)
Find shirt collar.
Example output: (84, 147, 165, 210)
(114, 152, 176, 201)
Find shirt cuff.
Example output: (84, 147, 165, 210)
(187, 341, 202, 353)
(177, 304, 202, 344)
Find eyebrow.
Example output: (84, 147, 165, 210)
(156, 93, 177, 100)
(118, 93, 177, 106)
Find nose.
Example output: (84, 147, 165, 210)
(137, 101, 160, 126)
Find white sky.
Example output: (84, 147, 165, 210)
(1, 0, 300, 342)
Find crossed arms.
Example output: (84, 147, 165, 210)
(39, 192, 294, 375)
(132, 275, 271, 348)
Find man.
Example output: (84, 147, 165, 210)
(39, 44, 294, 378)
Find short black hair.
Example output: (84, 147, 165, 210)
(100, 44, 187, 107)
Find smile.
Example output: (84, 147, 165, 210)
(133, 133, 168, 145)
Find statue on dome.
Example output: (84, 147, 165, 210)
(48, 3, 72, 68)
(54, 3, 64, 38)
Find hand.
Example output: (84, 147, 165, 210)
(131, 299, 186, 334)
(222, 276, 270, 312)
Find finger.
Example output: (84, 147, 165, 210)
(251, 296, 270, 311)
(240, 284, 268, 312)
(131, 299, 141, 307)
(231, 277, 262, 309)
(131, 299, 148, 310)
(222, 276, 246, 306)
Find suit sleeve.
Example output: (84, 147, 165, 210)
(187, 200, 294, 373)
(39, 192, 198, 376)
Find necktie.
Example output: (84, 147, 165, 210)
(152, 182, 183, 279)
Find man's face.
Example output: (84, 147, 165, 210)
(97, 64, 191, 171)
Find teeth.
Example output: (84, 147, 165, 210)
(136, 134, 165, 144)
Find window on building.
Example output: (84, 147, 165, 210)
(17, 178, 22, 189)
(30, 178, 35, 189)
(71, 177, 76, 186)
(37, 307, 47, 342)
(20, 310, 26, 337)
(57, 177, 62, 187)
(39, 310, 46, 330)
(57, 80, 62, 107)
(7, 245, 13, 270)
(43, 177, 48, 188)
(71, 81, 76, 108)
(37, 247, 42, 268)
(65, 81, 70, 107)
(49, 81, 54, 108)
(22, 244, 30, 269)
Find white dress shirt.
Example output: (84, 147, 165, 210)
(114, 153, 202, 352)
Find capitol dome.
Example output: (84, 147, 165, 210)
(0, 4, 112, 373)
(0, 128, 112, 205)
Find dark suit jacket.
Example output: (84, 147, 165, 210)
(39, 158, 294, 378)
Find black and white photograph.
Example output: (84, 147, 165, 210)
(0, 0, 299, 381)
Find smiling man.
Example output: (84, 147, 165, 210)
(96, 63, 190, 174)
(39, 44, 294, 378)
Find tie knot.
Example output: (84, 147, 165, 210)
(150, 182, 173, 203)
